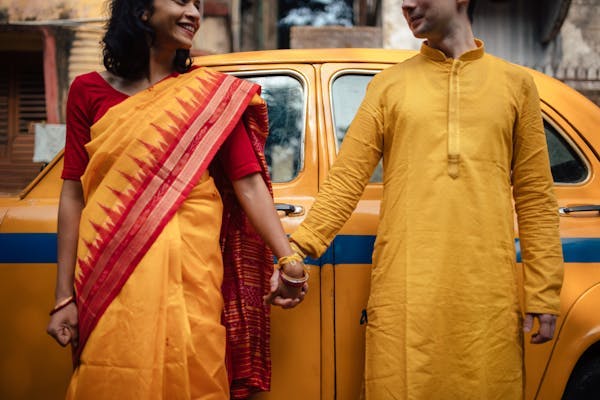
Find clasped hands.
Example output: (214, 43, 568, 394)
(263, 260, 308, 309)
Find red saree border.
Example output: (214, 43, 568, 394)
(74, 69, 260, 364)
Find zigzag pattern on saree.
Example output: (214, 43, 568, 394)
(74, 71, 259, 361)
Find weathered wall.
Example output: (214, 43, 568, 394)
(1, 0, 233, 55)
(382, 0, 422, 50)
(557, 0, 600, 105)
(0, 0, 104, 21)
(290, 25, 381, 48)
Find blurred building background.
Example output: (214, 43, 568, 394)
(0, 0, 599, 191)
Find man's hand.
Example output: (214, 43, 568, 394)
(523, 313, 557, 344)
(263, 268, 308, 309)
(47, 302, 79, 347)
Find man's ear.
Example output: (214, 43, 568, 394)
(466, 0, 476, 22)
(456, 0, 470, 9)
(457, 0, 474, 21)
(141, 10, 149, 22)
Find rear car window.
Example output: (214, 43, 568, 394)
(544, 121, 588, 184)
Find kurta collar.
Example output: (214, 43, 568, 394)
(420, 39, 485, 62)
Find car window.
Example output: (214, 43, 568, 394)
(331, 73, 382, 182)
(544, 121, 588, 184)
(242, 74, 305, 183)
(331, 72, 589, 185)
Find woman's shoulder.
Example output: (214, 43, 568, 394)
(71, 71, 105, 87)
(69, 71, 108, 98)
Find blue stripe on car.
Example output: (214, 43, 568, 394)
(0, 233, 58, 263)
(1, 233, 599, 264)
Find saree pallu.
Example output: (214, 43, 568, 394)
(69, 68, 273, 399)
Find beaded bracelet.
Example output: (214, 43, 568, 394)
(277, 252, 304, 269)
(49, 295, 75, 316)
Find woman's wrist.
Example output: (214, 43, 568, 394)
(276, 244, 309, 287)
(54, 284, 74, 303)
(281, 260, 305, 278)
(50, 295, 76, 316)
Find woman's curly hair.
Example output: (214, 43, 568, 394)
(102, 0, 193, 80)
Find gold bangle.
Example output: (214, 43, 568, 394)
(49, 295, 75, 316)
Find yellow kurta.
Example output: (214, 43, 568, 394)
(291, 41, 563, 399)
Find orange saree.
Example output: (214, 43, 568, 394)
(69, 67, 273, 399)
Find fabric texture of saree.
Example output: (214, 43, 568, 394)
(70, 67, 273, 398)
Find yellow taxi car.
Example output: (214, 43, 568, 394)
(1, 49, 599, 399)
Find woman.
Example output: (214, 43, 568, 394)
(46, 0, 307, 398)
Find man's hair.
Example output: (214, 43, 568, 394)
(467, 0, 476, 23)
(102, 0, 192, 80)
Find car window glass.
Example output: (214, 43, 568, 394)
(331, 73, 382, 182)
(544, 121, 588, 184)
(242, 74, 304, 183)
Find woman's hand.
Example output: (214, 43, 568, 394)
(264, 263, 308, 309)
(47, 302, 79, 347)
(232, 173, 310, 308)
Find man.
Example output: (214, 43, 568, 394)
(289, 0, 563, 398)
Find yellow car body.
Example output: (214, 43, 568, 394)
(1, 48, 599, 399)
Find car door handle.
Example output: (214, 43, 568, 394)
(275, 203, 305, 217)
(559, 205, 600, 216)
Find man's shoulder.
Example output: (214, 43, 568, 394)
(384, 53, 423, 72)
(370, 54, 422, 85)
(483, 54, 534, 85)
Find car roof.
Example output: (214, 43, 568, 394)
(194, 48, 600, 155)
(193, 48, 417, 66)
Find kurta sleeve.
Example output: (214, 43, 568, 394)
(291, 79, 384, 258)
(512, 75, 564, 315)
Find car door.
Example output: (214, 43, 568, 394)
(0, 157, 68, 399)
(525, 96, 600, 399)
(319, 62, 389, 400)
(214, 64, 324, 400)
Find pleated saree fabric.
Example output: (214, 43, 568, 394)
(68, 67, 273, 399)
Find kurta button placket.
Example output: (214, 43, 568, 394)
(447, 59, 462, 179)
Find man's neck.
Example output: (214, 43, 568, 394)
(426, 22, 477, 59)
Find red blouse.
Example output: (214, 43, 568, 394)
(62, 71, 261, 181)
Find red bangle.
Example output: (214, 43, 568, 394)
(279, 268, 309, 288)
(49, 296, 75, 316)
